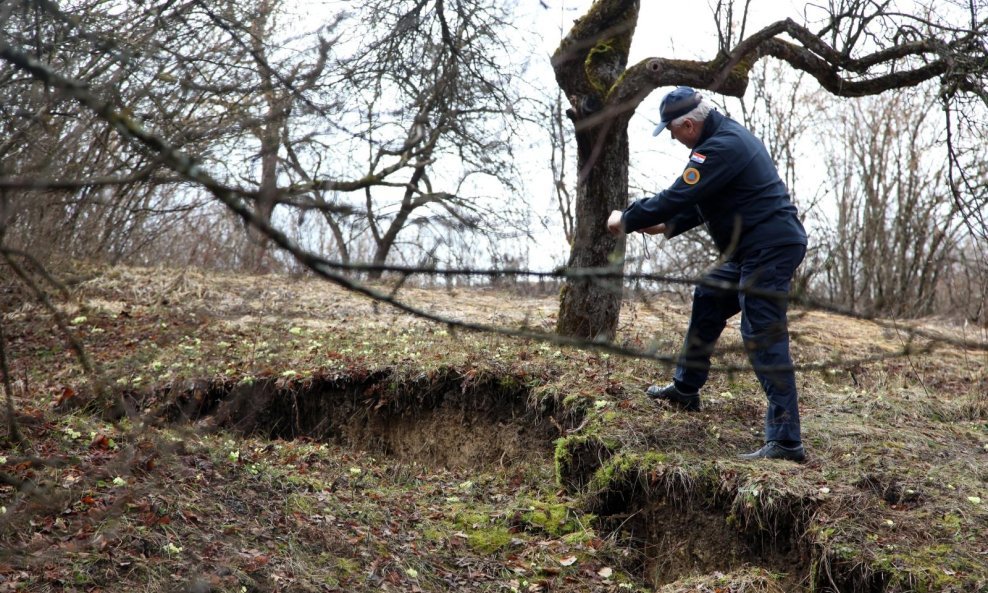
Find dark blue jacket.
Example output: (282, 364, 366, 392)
(622, 109, 806, 259)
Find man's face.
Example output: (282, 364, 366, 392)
(669, 118, 701, 148)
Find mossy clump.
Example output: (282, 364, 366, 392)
(519, 500, 592, 537)
(872, 544, 979, 593)
(334, 557, 360, 576)
(553, 433, 619, 490)
(454, 511, 515, 555)
(454, 511, 491, 530)
(561, 393, 594, 414)
(587, 450, 670, 495)
(284, 492, 316, 514)
(467, 526, 514, 554)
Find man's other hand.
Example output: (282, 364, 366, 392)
(639, 223, 667, 235)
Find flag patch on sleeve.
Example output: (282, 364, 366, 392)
(690, 152, 707, 164)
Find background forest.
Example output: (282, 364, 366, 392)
(2, 0, 986, 327)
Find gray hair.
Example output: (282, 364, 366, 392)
(671, 100, 715, 127)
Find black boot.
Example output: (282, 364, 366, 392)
(739, 441, 805, 462)
(645, 383, 700, 411)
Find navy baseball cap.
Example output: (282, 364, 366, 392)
(652, 87, 702, 136)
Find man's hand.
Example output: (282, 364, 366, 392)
(606, 210, 624, 236)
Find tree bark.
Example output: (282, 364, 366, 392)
(556, 124, 628, 339)
(552, 0, 639, 340)
(247, 0, 281, 273)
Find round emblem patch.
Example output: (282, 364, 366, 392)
(683, 167, 701, 185)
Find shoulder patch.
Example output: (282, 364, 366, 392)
(690, 152, 707, 164)
(683, 167, 701, 185)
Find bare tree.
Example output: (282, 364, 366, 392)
(549, 88, 577, 246)
(737, 60, 829, 297)
(551, 0, 988, 339)
(303, 0, 528, 279)
(817, 87, 965, 317)
(199, 0, 333, 271)
(943, 80, 988, 324)
(0, 0, 265, 266)
(938, 236, 988, 324)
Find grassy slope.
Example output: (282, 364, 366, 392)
(0, 264, 985, 593)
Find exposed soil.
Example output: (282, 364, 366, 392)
(175, 376, 561, 469)
(163, 378, 814, 591)
(159, 376, 825, 592)
(637, 502, 805, 589)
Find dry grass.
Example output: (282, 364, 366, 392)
(1, 263, 986, 593)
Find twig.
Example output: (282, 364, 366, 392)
(0, 250, 119, 415)
(0, 315, 25, 445)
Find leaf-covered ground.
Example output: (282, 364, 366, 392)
(0, 264, 986, 593)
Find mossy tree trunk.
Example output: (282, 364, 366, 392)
(551, 0, 638, 341)
(554, 121, 629, 341)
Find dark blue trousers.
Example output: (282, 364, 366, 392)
(673, 244, 806, 443)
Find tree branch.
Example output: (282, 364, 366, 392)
(551, 0, 639, 99)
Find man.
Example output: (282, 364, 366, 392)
(606, 86, 808, 462)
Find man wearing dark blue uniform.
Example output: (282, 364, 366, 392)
(607, 86, 808, 462)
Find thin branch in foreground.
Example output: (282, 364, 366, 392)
(0, 173, 185, 190)
(0, 249, 116, 414)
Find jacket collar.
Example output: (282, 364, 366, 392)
(696, 109, 725, 146)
